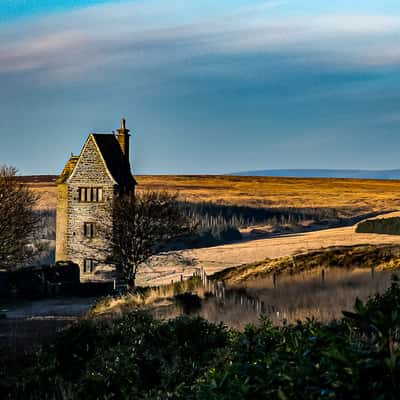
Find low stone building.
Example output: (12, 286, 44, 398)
(56, 119, 136, 281)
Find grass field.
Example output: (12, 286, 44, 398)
(24, 175, 400, 286)
(137, 175, 400, 211)
(211, 244, 400, 284)
(26, 175, 400, 212)
(136, 213, 400, 285)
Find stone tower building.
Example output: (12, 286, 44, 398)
(56, 119, 136, 281)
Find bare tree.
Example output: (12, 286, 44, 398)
(100, 191, 192, 289)
(0, 165, 39, 270)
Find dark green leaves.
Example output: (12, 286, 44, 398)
(4, 277, 400, 399)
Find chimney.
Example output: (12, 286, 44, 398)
(117, 118, 130, 162)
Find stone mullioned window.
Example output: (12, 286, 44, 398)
(79, 187, 103, 202)
(83, 222, 96, 238)
(83, 258, 96, 274)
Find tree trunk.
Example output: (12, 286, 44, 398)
(125, 264, 136, 291)
(127, 277, 136, 291)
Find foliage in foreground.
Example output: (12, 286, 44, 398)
(3, 278, 400, 399)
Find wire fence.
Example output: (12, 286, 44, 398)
(191, 264, 379, 321)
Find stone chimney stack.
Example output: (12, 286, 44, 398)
(117, 118, 130, 163)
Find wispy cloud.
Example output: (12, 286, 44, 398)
(1, 0, 400, 84)
(2, 0, 400, 174)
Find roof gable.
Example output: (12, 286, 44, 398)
(63, 133, 136, 187)
(66, 135, 116, 185)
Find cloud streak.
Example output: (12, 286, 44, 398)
(1, 1, 400, 84)
(1, 0, 400, 174)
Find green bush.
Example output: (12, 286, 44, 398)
(4, 278, 400, 399)
(6, 312, 227, 399)
(356, 217, 400, 235)
(195, 278, 400, 399)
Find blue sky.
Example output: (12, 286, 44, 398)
(1, 0, 400, 174)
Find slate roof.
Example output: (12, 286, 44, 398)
(92, 134, 136, 186)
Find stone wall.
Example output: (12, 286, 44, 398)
(55, 183, 68, 261)
(58, 135, 118, 281)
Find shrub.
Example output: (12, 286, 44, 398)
(195, 278, 400, 399)
(4, 278, 400, 399)
(8, 312, 228, 399)
(356, 217, 400, 235)
(174, 293, 202, 314)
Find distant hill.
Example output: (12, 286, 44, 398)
(20, 171, 400, 183)
(231, 169, 400, 180)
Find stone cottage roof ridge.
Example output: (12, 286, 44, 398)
(57, 131, 136, 186)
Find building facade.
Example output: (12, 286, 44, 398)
(56, 119, 136, 281)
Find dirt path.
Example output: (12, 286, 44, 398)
(2, 296, 96, 319)
(0, 297, 96, 360)
(138, 212, 400, 285)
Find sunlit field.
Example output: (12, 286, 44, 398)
(25, 175, 400, 212)
(136, 175, 400, 211)
(22, 175, 400, 328)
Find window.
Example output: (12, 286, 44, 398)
(84, 222, 96, 238)
(87, 188, 92, 202)
(80, 188, 86, 202)
(79, 188, 103, 203)
(83, 259, 96, 274)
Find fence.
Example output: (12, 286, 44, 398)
(191, 265, 379, 321)
(155, 263, 381, 323)
(192, 267, 269, 316)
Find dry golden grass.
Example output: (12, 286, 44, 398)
(136, 175, 400, 211)
(135, 217, 400, 286)
(27, 175, 400, 211)
(212, 244, 400, 284)
(173, 216, 400, 279)
(26, 175, 400, 286)
(93, 268, 398, 328)
(200, 268, 396, 327)
(90, 278, 206, 316)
